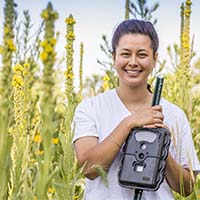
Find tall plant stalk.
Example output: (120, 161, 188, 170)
(0, 0, 17, 199)
(35, 2, 59, 199)
(8, 63, 29, 199)
(178, 0, 192, 117)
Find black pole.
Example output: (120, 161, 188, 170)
(134, 189, 143, 200)
(151, 77, 164, 106)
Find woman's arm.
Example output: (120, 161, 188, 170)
(74, 118, 130, 180)
(74, 105, 164, 180)
(165, 153, 195, 196)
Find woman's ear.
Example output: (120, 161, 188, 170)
(112, 54, 116, 66)
(153, 52, 158, 68)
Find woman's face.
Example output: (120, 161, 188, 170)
(113, 33, 157, 88)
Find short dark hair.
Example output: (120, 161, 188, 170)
(111, 19, 159, 56)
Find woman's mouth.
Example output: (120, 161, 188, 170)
(124, 69, 143, 75)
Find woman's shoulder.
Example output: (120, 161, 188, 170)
(161, 98, 187, 120)
(77, 89, 116, 109)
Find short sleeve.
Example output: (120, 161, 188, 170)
(72, 99, 99, 143)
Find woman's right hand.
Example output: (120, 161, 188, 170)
(126, 105, 164, 129)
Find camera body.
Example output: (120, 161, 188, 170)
(118, 127, 171, 191)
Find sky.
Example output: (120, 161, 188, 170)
(0, 0, 200, 84)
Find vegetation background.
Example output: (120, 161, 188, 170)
(0, 0, 200, 199)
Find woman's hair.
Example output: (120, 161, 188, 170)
(112, 19, 158, 93)
(111, 19, 159, 56)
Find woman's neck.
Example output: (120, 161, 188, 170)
(116, 83, 152, 112)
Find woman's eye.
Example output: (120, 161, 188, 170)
(138, 53, 147, 58)
(121, 52, 130, 57)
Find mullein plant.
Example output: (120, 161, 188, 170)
(162, 0, 192, 116)
(0, 0, 17, 104)
(54, 14, 80, 200)
(178, 0, 192, 117)
(192, 58, 200, 157)
(163, 1, 200, 199)
(0, 0, 17, 199)
(174, 6, 193, 196)
(52, 14, 84, 200)
(34, 2, 59, 199)
(78, 42, 84, 98)
(97, 35, 119, 89)
(64, 14, 76, 105)
(8, 63, 29, 199)
(102, 73, 110, 91)
(15, 10, 41, 126)
(180, 1, 200, 169)
(11, 12, 44, 199)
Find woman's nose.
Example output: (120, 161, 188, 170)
(128, 55, 138, 67)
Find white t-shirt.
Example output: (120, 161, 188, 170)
(73, 89, 200, 200)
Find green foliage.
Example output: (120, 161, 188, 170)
(129, 0, 159, 24)
(0, 0, 17, 199)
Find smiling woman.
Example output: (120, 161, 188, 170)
(114, 33, 157, 88)
(72, 18, 200, 200)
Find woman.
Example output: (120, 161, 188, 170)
(72, 19, 200, 200)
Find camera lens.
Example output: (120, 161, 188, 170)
(141, 143, 147, 150)
(139, 153, 144, 159)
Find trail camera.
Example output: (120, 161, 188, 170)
(118, 77, 171, 192)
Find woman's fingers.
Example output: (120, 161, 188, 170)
(153, 110, 164, 120)
(143, 123, 165, 129)
(131, 105, 164, 128)
(152, 105, 162, 110)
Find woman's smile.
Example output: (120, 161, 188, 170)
(114, 33, 157, 88)
(124, 68, 143, 76)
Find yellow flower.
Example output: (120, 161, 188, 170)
(8, 127, 14, 134)
(34, 134, 42, 143)
(74, 195, 79, 200)
(103, 74, 110, 81)
(23, 71, 28, 76)
(40, 51, 48, 61)
(4, 26, 9, 34)
(184, 9, 191, 17)
(6, 39, 16, 51)
(23, 63, 30, 68)
(186, 0, 192, 6)
(40, 40, 48, 47)
(65, 44, 70, 50)
(50, 38, 56, 46)
(0, 45, 3, 54)
(13, 64, 23, 73)
(45, 44, 53, 53)
(66, 32, 75, 40)
(41, 9, 58, 20)
(64, 71, 74, 80)
(30, 158, 37, 165)
(102, 81, 109, 91)
(41, 10, 49, 19)
(12, 75, 24, 88)
(52, 137, 59, 145)
(67, 65, 72, 70)
(48, 187, 55, 194)
(68, 73, 74, 79)
(34, 150, 44, 155)
(52, 12, 59, 20)
(65, 16, 76, 25)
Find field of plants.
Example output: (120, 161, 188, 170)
(0, 0, 200, 199)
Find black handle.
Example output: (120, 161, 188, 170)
(151, 77, 164, 106)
